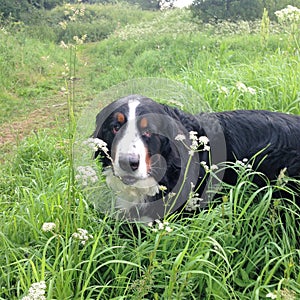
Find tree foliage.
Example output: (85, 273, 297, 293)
(0, 0, 62, 20)
(0, 0, 174, 23)
(190, 0, 300, 21)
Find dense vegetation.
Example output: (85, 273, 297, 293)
(191, 0, 300, 21)
(0, 2, 300, 299)
(2, 0, 300, 22)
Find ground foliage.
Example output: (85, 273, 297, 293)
(0, 4, 300, 299)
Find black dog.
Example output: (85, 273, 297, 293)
(93, 95, 300, 221)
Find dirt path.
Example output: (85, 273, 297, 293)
(0, 102, 68, 146)
(0, 76, 94, 154)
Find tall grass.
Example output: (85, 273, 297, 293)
(0, 4, 300, 299)
(0, 30, 67, 124)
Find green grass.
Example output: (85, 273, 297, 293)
(0, 32, 68, 125)
(0, 4, 300, 299)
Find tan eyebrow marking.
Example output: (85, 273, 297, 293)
(115, 112, 125, 123)
(140, 117, 148, 129)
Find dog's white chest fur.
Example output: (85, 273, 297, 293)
(104, 169, 159, 210)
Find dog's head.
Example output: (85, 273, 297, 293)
(93, 95, 201, 218)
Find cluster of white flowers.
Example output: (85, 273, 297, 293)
(175, 134, 185, 142)
(73, 34, 87, 45)
(21, 281, 46, 300)
(75, 166, 98, 186)
(236, 158, 252, 169)
(175, 132, 220, 174)
(189, 131, 198, 151)
(159, 185, 168, 192)
(58, 0, 86, 49)
(72, 228, 93, 245)
(199, 136, 210, 151)
(190, 132, 210, 152)
(205, 19, 258, 36)
(61, 62, 70, 77)
(84, 138, 108, 152)
(148, 220, 173, 233)
(63, 1, 85, 22)
(41, 222, 56, 232)
(114, 10, 198, 41)
(218, 85, 230, 96)
(200, 160, 210, 172)
(236, 82, 257, 95)
(185, 193, 203, 212)
(266, 291, 277, 299)
(84, 138, 111, 161)
(176, 131, 210, 156)
(275, 5, 300, 23)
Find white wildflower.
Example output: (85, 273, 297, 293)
(266, 291, 277, 299)
(191, 140, 199, 151)
(203, 145, 211, 151)
(236, 159, 252, 169)
(149, 220, 173, 233)
(73, 34, 87, 45)
(159, 185, 168, 191)
(75, 166, 98, 186)
(218, 86, 230, 95)
(41, 222, 56, 232)
(158, 221, 164, 230)
(175, 134, 186, 141)
(198, 136, 209, 145)
(189, 131, 198, 141)
(79, 7, 85, 16)
(84, 138, 111, 161)
(275, 5, 300, 23)
(59, 40, 69, 49)
(84, 138, 107, 151)
(69, 15, 76, 22)
(236, 82, 256, 94)
(247, 87, 257, 95)
(72, 228, 93, 246)
(59, 21, 67, 30)
(210, 164, 219, 171)
(168, 192, 176, 198)
(165, 226, 173, 233)
(188, 131, 199, 150)
(21, 281, 46, 300)
(200, 161, 210, 172)
(185, 194, 203, 212)
(236, 81, 248, 92)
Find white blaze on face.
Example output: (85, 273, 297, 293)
(114, 99, 149, 179)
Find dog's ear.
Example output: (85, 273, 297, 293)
(92, 111, 113, 167)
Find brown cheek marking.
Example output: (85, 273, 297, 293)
(140, 117, 148, 129)
(145, 146, 151, 173)
(115, 112, 125, 124)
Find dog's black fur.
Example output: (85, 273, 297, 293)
(93, 95, 300, 219)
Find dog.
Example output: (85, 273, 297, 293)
(92, 94, 300, 221)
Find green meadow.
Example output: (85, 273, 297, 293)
(0, 4, 300, 299)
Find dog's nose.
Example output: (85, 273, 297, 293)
(119, 154, 140, 172)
